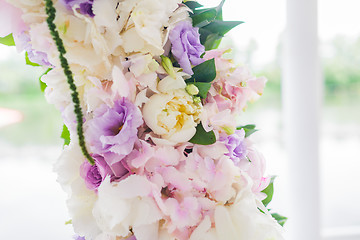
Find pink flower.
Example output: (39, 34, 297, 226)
(125, 140, 154, 174)
(201, 95, 236, 132)
(203, 49, 267, 114)
(0, 1, 27, 38)
(165, 197, 202, 231)
(245, 143, 271, 200)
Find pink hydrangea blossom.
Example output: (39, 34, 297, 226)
(203, 49, 267, 115)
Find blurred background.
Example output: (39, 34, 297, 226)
(0, 0, 359, 239)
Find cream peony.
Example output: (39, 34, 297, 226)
(142, 89, 202, 145)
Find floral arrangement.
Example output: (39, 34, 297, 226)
(0, 0, 286, 239)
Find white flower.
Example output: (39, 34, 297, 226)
(142, 89, 202, 145)
(211, 175, 284, 240)
(93, 175, 162, 238)
(54, 143, 101, 239)
(92, 0, 123, 54)
(157, 70, 190, 93)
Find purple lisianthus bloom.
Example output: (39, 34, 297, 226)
(80, 154, 129, 189)
(169, 21, 205, 75)
(80, 154, 112, 190)
(62, 0, 95, 17)
(86, 98, 143, 171)
(223, 129, 248, 166)
(80, 160, 102, 190)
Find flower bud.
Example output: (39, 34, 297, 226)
(186, 84, 199, 96)
(222, 126, 235, 135)
(160, 55, 176, 79)
(193, 96, 201, 104)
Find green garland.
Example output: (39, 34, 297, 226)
(44, 0, 94, 165)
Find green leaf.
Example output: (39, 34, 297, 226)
(61, 124, 71, 146)
(202, 20, 244, 37)
(184, 1, 203, 10)
(192, 8, 217, 27)
(189, 123, 216, 145)
(237, 124, 258, 137)
(25, 52, 41, 66)
(262, 176, 276, 207)
(0, 34, 15, 46)
(216, 7, 223, 21)
(271, 213, 288, 227)
(65, 219, 72, 225)
(186, 59, 216, 83)
(192, 0, 224, 22)
(216, 0, 226, 11)
(192, 82, 211, 99)
(39, 68, 52, 92)
(204, 33, 223, 51)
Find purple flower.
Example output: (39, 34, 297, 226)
(73, 236, 85, 240)
(61, 0, 95, 17)
(223, 129, 248, 166)
(80, 154, 129, 189)
(86, 98, 143, 171)
(80, 160, 102, 190)
(169, 21, 205, 75)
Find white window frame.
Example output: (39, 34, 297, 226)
(283, 1, 360, 239)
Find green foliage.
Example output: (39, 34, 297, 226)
(271, 213, 288, 227)
(25, 52, 41, 66)
(261, 176, 276, 207)
(202, 32, 223, 50)
(186, 59, 216, 99)
(61, 124, 71, 146)
(237, 124, 258, 137)
(189, 0, 243, 50)
(189, 123, 216, 145)
(202, 20, 243, 37)
(192, 82, 211, 99)
(39, 68, 52, 92)
(192, 8, 217, 27)
(0, 34, 15, 46)
(183, 1, 203, 10)
(187, 58, 216, 83)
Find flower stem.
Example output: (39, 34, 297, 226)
(44, 0, 94, 165)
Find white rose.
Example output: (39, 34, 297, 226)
(142, 89, 202, 145)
